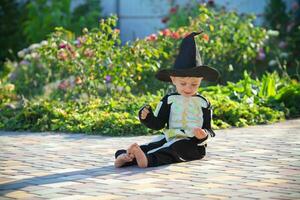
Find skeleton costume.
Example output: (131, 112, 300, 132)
(115, 32, 220, 167)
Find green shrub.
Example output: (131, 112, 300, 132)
(2, 73, 297, 135)
(0, 82, 18, 106)
(0, 0, 27, 64)
(0, 93, 162, 135)
(160, 3, 272, 83)
(6, 16, 163, 99)
(23, 0, 102, 43)
(275, 82, 300, 117)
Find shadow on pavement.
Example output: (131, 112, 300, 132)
(0, 164, 166, 194)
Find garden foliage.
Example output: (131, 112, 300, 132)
(0, 2, 300, 135)
(0, 0, 101, 67)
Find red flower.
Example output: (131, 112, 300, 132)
(171, 32, 180, 39)
(75, 76, 82, 85)
(169, 5, 178, 14)
(202, 34, 209, 42)
(59, 42, 67, 49)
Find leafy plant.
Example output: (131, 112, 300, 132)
(0, 0, 27, 64)
(23, 0, 101, 43)
(1, 73, 297, 135)
(275, 82, 300, 117)
(160, 2, 272, 83)
(263, 0, 300, 79)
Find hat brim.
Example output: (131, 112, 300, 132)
(155, 66, 220, 82)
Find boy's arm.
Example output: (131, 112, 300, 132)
(189, 98, 216, 145)
(202, 103, 216, 138)
(138, 95, 170, 130)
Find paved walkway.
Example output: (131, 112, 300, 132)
(0, 119, 300, 200)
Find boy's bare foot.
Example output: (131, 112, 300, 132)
(114, 153, 134, 168)
(127, 143, 139, 154)
(131, 144, 148, 168)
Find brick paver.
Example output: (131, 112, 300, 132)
(0, 119, 300, 199)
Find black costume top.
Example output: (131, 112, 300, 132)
(139, 92, 215, 145)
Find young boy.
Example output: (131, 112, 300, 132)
(114, 32, 219, 168)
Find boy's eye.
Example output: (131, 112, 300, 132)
(192, 84, 198, 87)
(180, 83, 187, 86)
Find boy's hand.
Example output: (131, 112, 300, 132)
(140, 106, 150, 120)
(193, 127, 207, 139)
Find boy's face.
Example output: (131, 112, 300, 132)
(170, 76, 203, 97)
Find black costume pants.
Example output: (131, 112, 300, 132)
(115, 135, 206, 167)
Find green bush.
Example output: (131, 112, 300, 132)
(262, 0, 300, 79)
(1, 4, 299, 135)
(0, 82, 18, 106)
(2, 73, 298, 135)
(160, 3, 272, 83)
(0, 0, 102, 72)
(23, 0, 102, 44)
(201, 72, 288, 128)
(275, 82, 300, 117)
(6, 16, 163, 99)
(0, 0, 27, 65)
(0, 93, 162, 135)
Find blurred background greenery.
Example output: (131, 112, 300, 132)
(0, 0, 299, 135)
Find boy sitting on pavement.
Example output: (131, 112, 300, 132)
(114, 32, 219, 168)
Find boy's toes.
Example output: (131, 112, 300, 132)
(128, 143, 138, 153)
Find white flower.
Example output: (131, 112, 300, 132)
(117, 86, 123, 92)
(268, 60, 277, 66)
(17, 50, 25, 58)
(280, 52, 289, 58)
(29, 43, 40, 50)
(31, 52, 39, 59)
(41, 40, 48, 46)
(267, 30, 279, 36)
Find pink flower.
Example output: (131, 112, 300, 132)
(279, 41, 287, 49)
(146, 34, 158, 41)
(257, 48, 266, 61)
(57, 49, 68, 61)
(59, 42, 67, 49)
(161, 28, 172, 37)
(84, 48, 94, 57)
(58, 80, 69, 90)
(105, 75, 112, 82)
(20, 60, 30, 66)
(77, 36, 86, 44)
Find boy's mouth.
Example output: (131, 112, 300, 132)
(183, 92, 193, 95)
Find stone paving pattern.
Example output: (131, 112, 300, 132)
(0, 119, 300, 200)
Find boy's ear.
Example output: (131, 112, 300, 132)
(170, 76, 175, 84)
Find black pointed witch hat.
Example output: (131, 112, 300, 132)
(155, 32, 220, 82)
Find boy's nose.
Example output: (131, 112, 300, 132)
(185, 86, 192, 92)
